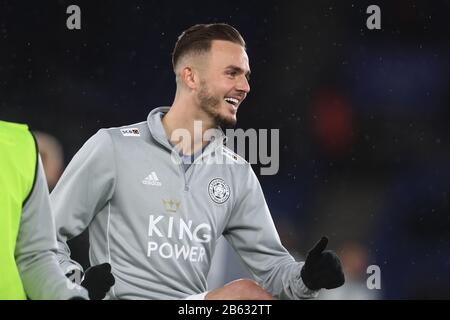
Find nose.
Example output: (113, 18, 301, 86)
(236, 75, 250, 94)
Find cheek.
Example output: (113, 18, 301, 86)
(205, 75, 234, 97)
(220, 79, 236, 94)
(211, 82, 230, 97)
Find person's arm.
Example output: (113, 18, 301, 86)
(223, 164, 318, 300)
(50, 129, 116, 278)
(15, 156, 89, 300)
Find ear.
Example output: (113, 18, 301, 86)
(180, 67, 198, 90)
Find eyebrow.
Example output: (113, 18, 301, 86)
(225, 65, 251, 80)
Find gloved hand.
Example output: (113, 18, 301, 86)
(81, 263, 115, 300)
(300, 236, 345, 290)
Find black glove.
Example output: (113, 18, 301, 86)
(300, 236, 345, 290)
(81, 263, 115, 300)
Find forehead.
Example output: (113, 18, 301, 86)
(207, 40, 250, 70)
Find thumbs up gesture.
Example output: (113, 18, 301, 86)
(300, 237, 345, 290)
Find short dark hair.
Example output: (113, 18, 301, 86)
(172, 23, 246, 71)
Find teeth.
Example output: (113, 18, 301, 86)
(224, 97, 239, 105)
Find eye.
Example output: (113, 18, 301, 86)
(226, 70, 237, 77)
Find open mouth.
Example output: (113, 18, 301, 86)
(224, 97, 240, 106)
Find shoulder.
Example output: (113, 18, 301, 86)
(77, 121, 149, 155)
(0, 120, 28, 130)
(103, 121, 149, 140)
(0, 120, 35, 158)
(89, 121, 151, 148)
(218, 146, 257, 184)
(0, 120, 32, 140)
(219, 145, 248, 165)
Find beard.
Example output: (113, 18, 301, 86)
(198, 81, 237, 129)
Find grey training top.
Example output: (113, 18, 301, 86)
(17, 156, 88, 300)
(51, 107, 317, 300)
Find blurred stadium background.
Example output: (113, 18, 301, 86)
(1, 0, 449, 299)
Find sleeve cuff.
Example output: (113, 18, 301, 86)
(295, 262, 320, 299)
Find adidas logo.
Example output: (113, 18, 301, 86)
(142, 172, 162, 186)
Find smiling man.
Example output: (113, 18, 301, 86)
(51, 23, 344, 300)
(169, 30, 250, 129)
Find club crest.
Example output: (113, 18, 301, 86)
(208, 178, 230, 204)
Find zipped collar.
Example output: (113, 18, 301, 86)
(146, 106, 227, 159)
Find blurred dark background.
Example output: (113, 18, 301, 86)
(1, 0, 449, 299)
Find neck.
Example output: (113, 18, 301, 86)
(162, 94, 215, 155)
